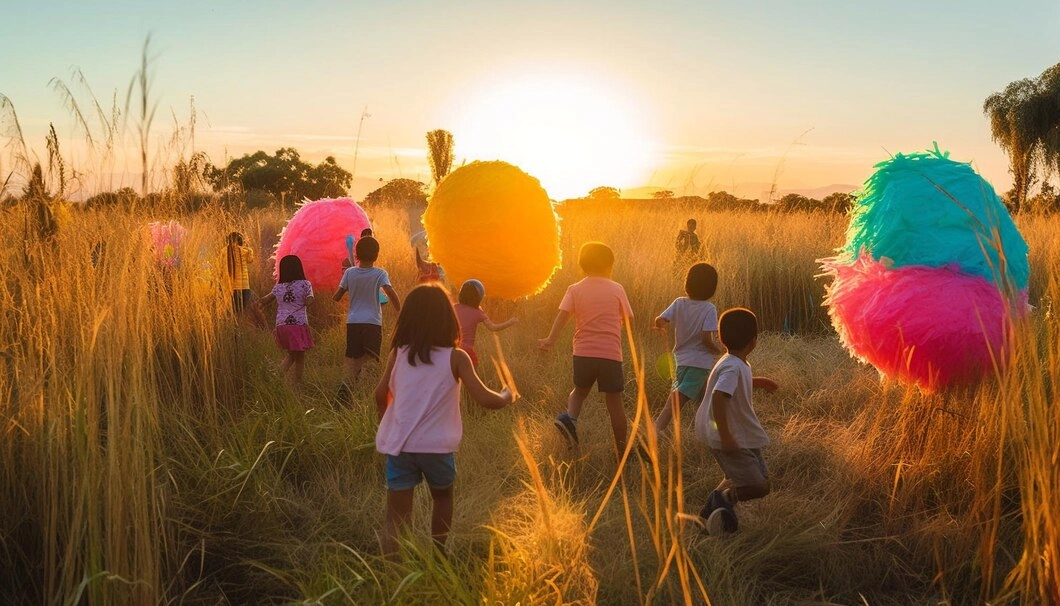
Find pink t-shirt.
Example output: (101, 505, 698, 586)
(455, 303, 488, 351)
(559, 276, 634, 362)
(376, 347, 462, 455)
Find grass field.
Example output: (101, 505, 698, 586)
(1, 199, 1057, 604)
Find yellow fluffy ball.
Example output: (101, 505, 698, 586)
(424, 161, 560, 300)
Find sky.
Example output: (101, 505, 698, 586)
(3, 0, 1060, 201)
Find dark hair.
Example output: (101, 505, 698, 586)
(278, 254, 306, 283)
(392, 284, 459, 365)
(719, 307, 757, 351)
(685, 263, 718, 300)
(578, 241, 614, 275)
(360, 228, 373, 238)
(686, 218, 697, 230)
(355, 236, 380, 263)
(458, 280, 484, 307)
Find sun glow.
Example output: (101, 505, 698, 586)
(447, 69, 657, 200)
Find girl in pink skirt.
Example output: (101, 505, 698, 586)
(257, 255, 315, 385)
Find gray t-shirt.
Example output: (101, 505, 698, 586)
(339, 266, 391, 325)
(695, 353, 770, 449)
(660, 297, 718, 370)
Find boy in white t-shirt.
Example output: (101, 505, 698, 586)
(652, 263, 723, 437)
(694, 307, 778, 533)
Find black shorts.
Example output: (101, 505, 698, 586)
(573, 356, 624, 393)
(345, 323, 382, 359)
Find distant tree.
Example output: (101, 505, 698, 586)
(775, 193, 820, 212)
(364, 178, 428, 208)
(426, 129, 454, 186)
(652, 190, 675, 200)
(983, 61, 1060, 212)
(1026, 181, 1060, 214)
(821, 192, 856, 214)
(85, 187, 140, 209)
(704, 190, 759, 211)
(588, 186, 620, 200)
(204, 147, 351, 207)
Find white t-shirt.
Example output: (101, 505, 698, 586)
(660, 297, 718, 369)
(339, 266, 391, 325)
(694, 353, 769, 449)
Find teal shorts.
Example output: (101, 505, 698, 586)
(674, 365, 711, 401)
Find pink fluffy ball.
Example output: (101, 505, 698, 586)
(822, 255, 1028, 391)
(274, 198, 371, 291)
(146, 220, 187, 268)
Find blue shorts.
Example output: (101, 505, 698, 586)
(385, 452, 456, 491)
(674, 365, 711, 401)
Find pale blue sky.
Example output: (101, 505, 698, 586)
(3, 0, 1059, 200)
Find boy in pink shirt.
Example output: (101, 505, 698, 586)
(538, 242, 634, 457)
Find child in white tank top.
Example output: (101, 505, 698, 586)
(374, 284, 515, 555)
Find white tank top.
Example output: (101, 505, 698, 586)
(376, 347, 462, 455)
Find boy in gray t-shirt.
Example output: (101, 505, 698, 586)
(333, 237, 401, 401)
(694, 307, 778, 534)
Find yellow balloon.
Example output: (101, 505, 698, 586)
(424, 161, 561, 300)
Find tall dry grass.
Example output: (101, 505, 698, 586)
(0, 196, 1056, 604)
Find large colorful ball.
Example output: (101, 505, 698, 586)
(821, 147, 1029, 391)
(274, 198, 372, 292)
(146, 220, 187, 268)
(423, 161, 560, 299)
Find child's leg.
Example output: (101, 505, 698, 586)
(345, 356, 368, 386)
(281, 351, 294, 374)
(603, 391, 628, 455)
(289, 351, 306, 384)
(383, 488, 415, 555)
(428, 485, 454, 551)
(566, 386, 592, 418)
(653, 389, 691, 435)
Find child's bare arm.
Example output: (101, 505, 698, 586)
(484, 317, 518, 331)
(701, 330, 724, 355)
(653, 315, 670, 330)
(257, 293, 276, 307)
(752, 376, 779, 393)
(451, 349, 514, 408)
(374, 350, 397, 421)
(382, 285, 401, 313)
(332, 287, 347, 302)
(537, 310, 571, 350)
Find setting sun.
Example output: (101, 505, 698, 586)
(447, 69, 657, 200)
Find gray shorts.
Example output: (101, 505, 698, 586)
(711, 448, 769, 490)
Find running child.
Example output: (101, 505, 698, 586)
(256, 255, 314, 385)
(694, 307, 779, 534)
(537, 241, 634, 457)
(454, 279, 518, 368)
(375, 284, 515, 554)
(334, 236, 401, 399)
(652, 263, 723, 436)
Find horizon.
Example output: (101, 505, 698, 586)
(4, 1, 1060, 202)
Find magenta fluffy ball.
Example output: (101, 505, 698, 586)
(823, 255, 1026, 391)
(146, 220, 187, 268)
(274, 198, 372, 291)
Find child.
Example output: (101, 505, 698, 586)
(334, 236, 402, 398)
(694, 307, 778, 534)
(374, 284, 515, 554)
(652, 263, 724, 436)
(256, 255, 314, 385)
(226, 231, 255, 313)
(673, 219, 701, 275)
(538, 241, 634, 457)
(454, 279, 518, 368)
